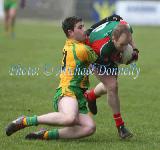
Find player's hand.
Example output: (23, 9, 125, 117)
(108, 14, 123, 21)
(126, 49, 139, 65)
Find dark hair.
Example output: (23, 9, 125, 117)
(112, 24, 131, 41)
(62, 16, 82, 37)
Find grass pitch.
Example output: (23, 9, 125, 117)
(0, 21, 160, 150)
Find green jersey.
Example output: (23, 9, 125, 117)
(86, 20, 132, 64)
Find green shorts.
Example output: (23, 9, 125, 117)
(53, 86, 88, 114)
(4, 1, 17, 10)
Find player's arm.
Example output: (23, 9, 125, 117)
(83, 45, 98, 63)
(76, 44, 98, 64)
(86, 14, 123, 36)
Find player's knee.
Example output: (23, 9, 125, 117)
(86, 123, 96, 136)
(64, 115, 77, 126)
(99, 82, 107, 93)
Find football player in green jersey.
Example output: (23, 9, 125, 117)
(5, 16, 98, 140)
(4, 0, 25, 37)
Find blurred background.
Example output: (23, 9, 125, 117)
(1, 0, 160, 25)
(0, 1, 160, 150)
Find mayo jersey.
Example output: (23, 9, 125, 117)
(86, 20, 132, 63)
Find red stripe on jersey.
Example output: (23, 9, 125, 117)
(90, 36, 110, 56)
(85, 37, 91, 46)
(120, 20, 128, 25)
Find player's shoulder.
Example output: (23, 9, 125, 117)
(75, 42, 91, 52)
(75, 43, 92, 60)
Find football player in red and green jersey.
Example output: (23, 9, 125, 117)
(85, 15, 138, 66)
(84, 15, 139, 139)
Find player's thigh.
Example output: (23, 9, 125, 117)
(95, 82, 107, 94)
(94, 71, 118, 90)
(4, 10, 9, 20)
(77, 113, 96, 134)
(58, 96, 79, 117)
(9, 8, 16, 18)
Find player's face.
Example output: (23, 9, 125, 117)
(113, 33, 132, 52)
(72, 21, 86, 42)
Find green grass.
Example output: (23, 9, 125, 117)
(0, 21, 160, 150)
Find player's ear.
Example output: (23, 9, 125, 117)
(68, 30, 73, 37)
